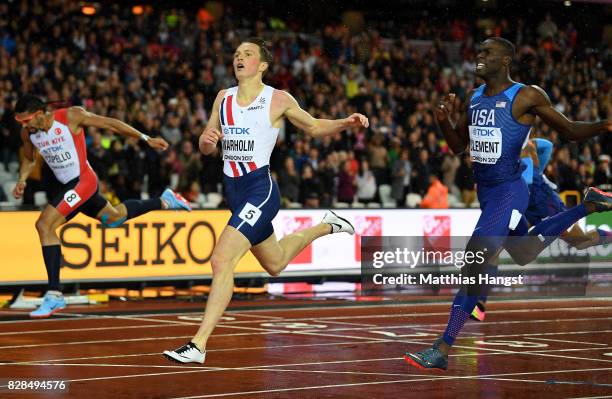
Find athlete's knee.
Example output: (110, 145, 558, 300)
(35, 216, 53, 235)
(210, 253, 234, 276)
(263, 261, 286, 277)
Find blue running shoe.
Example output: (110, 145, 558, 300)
(161, 188, 192, 211)
(584, 187, 612, 213)
(29, 292, 66, 318)
(404, 347, 448, 370)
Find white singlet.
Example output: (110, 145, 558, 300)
(219, 85, 280, 177)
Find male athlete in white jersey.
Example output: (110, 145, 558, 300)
(13, 95, 192, 318)
(163, 37, 369, 364)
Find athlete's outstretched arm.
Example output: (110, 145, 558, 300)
(199, 90, 225, 155)
(13, 130, 36, 199)
(533, 138, 553, 174)
(279, 91, 369, 138)
(435, 92, 471, 155)
(526, 85, 610, 141)
(522, 140, 540, 171)
(67, 107, 168, 150)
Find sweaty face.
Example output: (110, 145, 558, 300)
(475, 40, 508, 78)
(233, 42, 266, 79)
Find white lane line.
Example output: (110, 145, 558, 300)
(313, 319, 378, 327)
(0, 323, 187, 336)
(524, 337, 608, 346)
(110, 315, 199, 326)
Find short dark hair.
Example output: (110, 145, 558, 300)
(487, 37, 516, 59)
(243, 37, 273, 66)
(15, 94, 45, 114)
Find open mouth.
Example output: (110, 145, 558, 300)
(236, 63, 245, 70)
(476, 62, 485, 70)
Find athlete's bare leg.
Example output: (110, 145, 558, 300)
(191, 226, 252, 351)
(35, 205, 67, 246)
(250, 223, 332, 276)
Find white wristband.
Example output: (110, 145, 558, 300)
(140, 133, 150, 142)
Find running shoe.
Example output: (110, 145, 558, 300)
(404, 346, 448, 370)
(161, 188, 192, 211)
(29, 291, 66, 318)
(584, 187, 612, 213)
(163, 342, 206, 364)
(322, 210, 354, 234)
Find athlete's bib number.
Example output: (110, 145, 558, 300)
(238, 202, 262, 226)
(469, 126, 502, 164)
(63, 190, 81, 208)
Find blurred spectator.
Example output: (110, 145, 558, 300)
(412, 149, 432, 196)
(299, 165, 323, 207)
(392, 149, 412, 206)
(336, 161, 356, 203)
(420, 174, 449, 209)
(278, 157, 300, 204)
(184, 181, 205, 207)
(456, 154, 476, 207)
(537, 14, 558, 40)
(368, 134, 389, 185)
(355, 159, 377, 204)
(177, 140, 203, 192)
(594, 155, 610, 186)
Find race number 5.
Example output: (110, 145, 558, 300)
(238, 203, 262, 226)
(63, 190, 81, 208)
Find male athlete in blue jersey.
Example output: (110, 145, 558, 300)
(405, 37, 611, 370)
(470, 138, 611, 322)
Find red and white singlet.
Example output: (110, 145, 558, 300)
(219, 85, 280, 177)
(28, 109, 96, 184)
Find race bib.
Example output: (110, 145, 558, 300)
(238, 202, 262, 226)
(469, 126, 502, 164)
(63, 189, 81, 208)
(221, 126, 258, 163)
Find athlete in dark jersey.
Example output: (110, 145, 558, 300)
(470, 138, 611, 322)
(404, 37, 611, 370)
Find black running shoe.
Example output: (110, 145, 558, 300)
(584, 187, 612, 213)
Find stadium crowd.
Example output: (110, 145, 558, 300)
(0, 1, 610, 208)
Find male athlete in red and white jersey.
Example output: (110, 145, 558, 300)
(13, 95, 192, 318)
(163, 37, 369, 364)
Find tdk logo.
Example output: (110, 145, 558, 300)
(473, 128, 495, 136)
(223, 127, 251, 135)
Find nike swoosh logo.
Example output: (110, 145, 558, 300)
(470, 103, 480, 109)
(331, 223, 342, 232)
